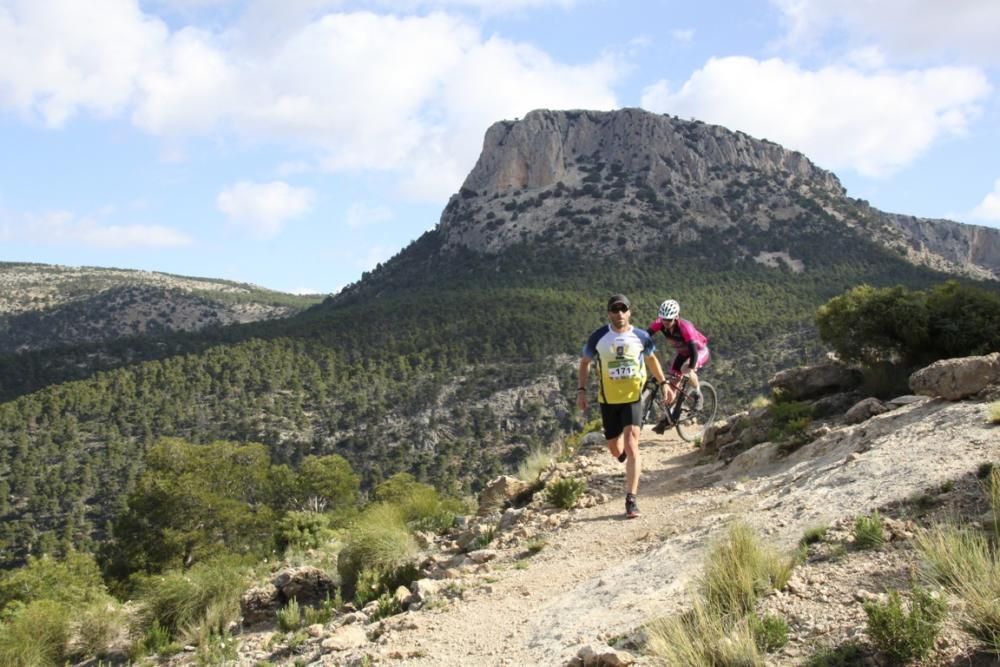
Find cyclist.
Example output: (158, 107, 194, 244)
(577, 294, 669, 519)
(647, 299, 710, 426)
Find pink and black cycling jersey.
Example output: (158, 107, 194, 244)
(647, 317, 709, 373)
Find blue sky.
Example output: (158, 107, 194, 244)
(1, 0, 998, 294)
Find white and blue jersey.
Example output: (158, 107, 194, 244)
(582, 325, 656, 404)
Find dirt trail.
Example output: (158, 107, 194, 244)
(375, 427, 733, 666)
(366, 397, 1000, 666)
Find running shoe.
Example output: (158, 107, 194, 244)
(625, 493, 640, 519)
(689, 390, 704, 411)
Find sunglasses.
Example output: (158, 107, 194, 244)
(609, 305, 629, 313)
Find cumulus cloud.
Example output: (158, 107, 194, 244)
(217, 181, 315, 239)
(0, 0, 168, 126)
(771, 0, 1000, 64)
(374, 0, 578, 13)
(0, 207, 192, 248)
(0, 4, 621, 201)
(641, 56, 990, 177)
(345, 202, 393, 228)
(970, 179, 1000, 223)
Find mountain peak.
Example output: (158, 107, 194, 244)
(434, 108, 1000, 281)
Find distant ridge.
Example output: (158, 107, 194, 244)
(0, 262, 323, 354)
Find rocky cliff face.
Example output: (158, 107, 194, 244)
(874, 213, 1000, 281)
(439, 108, 1000, 280)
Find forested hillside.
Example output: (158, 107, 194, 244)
(0, 262, 322, 355)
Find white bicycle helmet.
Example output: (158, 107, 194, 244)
(658, 299, 680, 320)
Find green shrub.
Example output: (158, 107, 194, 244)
(140, 621, 174, 656)
(194, 627, 238, 667)
(816, 281, 1000, 368)
(277, 597, 302, 632)
(516, 447, 553, 484)
(337, 504, 417, 602)
(545, 477, 586, 510)
(372, 473, 467, 534)
(701, 522, 795, 617)
(915, 523, 1000, 652)
(750, 612, 788, 652)
(302, 593, 338, 626)
(472, 524, 497, 550)
(800, 525, 828, 546)
(276, 511, 337, 552)
(132, 555, 253, 642)
(0, 551, 107, 612)
(71, 599, 127, 659)
(768, 400, 814, 445)
(353, 561, 420, 607)
(863, 587, 947, 664)
(804, 642, 866, 667)
(854, 512, 886, 549)
(525, 538, 548, 555)
(0, 599, 72, 667)
(646, 597, 765, 666)
(369, 591, 403, 622)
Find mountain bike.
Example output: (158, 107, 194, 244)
(639, 374, 718, 442)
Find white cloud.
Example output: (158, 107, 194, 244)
(0, 0, 168, 126)
(970, 179, 1000, 223)
(216, 180, 315, 239)
(0, 5, 621, 201)
(345, 202, 393, 228)
(640, 56, 990, 177)
(0, 207, 192, 248)
(374, 0, 578, 13)
(771, 0, 1000, 64)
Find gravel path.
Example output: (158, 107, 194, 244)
(366, 397, 1000, 666)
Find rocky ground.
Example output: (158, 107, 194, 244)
(199, 371, 1000, 666)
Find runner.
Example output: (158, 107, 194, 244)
(577, 294, 669, 518)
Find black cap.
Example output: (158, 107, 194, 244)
(607, 294, 630, 310)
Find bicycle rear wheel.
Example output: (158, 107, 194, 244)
(675, 381, 718, 443)
(639, 381, 665, 427)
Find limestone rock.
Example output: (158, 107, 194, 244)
(478, 475, 533, 515)
(272, 566, 337, 607)
(769, 362, 862, 401)
(909, 352, 1000, 400)
(321, 624, 368, 651)
(575, 643, 636, 666)
(240, 584, 281, 627)
(845, 397, 890, 424)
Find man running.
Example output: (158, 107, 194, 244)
(577, 294, 669, 519)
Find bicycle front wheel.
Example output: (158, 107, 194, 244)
(675, 381, 718, 443)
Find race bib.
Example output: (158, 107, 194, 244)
(608, 360, 637, 379)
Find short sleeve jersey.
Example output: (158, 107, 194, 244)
(647, 317, 708, 353)
(582, 325, 656, 405)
